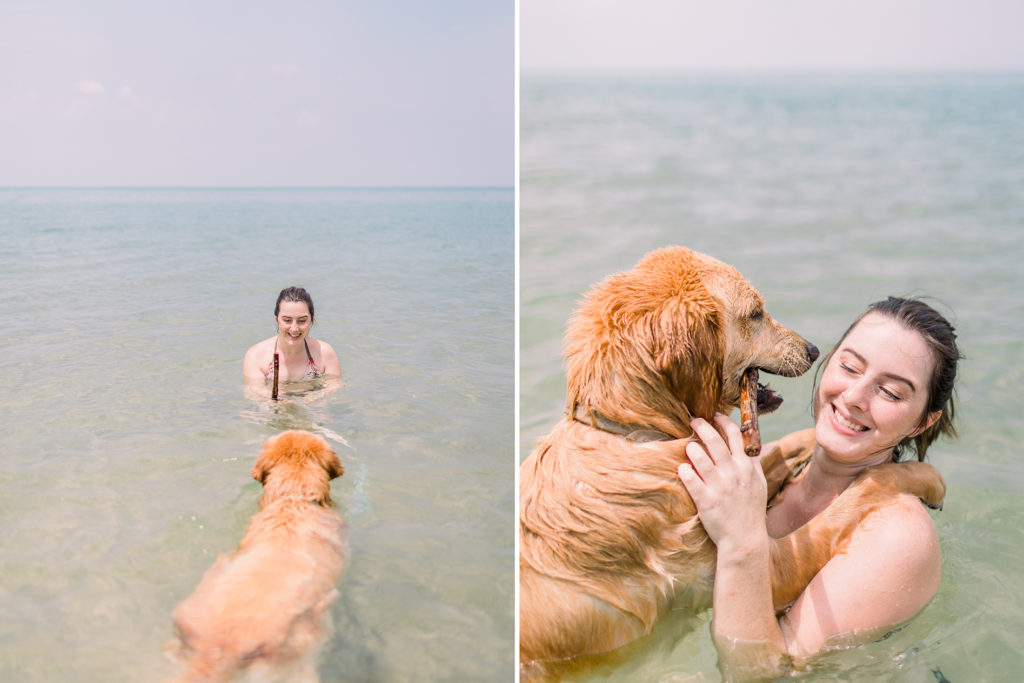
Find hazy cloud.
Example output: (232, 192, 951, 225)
(74, 80, 105, 95)
(4, 2, 513, 186)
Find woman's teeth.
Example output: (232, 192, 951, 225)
(833, 405, 868, 432)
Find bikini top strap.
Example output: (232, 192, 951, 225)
(268, 337, 319, 375)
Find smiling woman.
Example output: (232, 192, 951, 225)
(243, 286, 342, 397)
(678, 297, 962, 680)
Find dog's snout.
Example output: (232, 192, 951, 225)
(806, 342, 819, 364)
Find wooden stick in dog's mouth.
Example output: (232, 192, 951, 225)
(740, 367, 761, 456)
(740, 367, 786, 455)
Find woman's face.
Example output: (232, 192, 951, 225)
(276, 300, 312, 345)
(814, 313, 940, 465)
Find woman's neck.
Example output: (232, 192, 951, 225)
(275, 335, 309, 359)
(802, 444, 894, 506)
(768, 444, 894, 537)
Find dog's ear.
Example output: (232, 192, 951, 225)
(655, 300, 725, 420)
(251, 456, 270, 483)
(252, 433, 283, 483)
(324, 449, 344, 480)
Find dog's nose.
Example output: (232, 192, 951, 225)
(806, 342, 820, 363)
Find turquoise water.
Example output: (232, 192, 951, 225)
(0, 187, 514, 681)
(521, 72, 1024, 681)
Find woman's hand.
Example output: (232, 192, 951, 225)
(677, 413, 769, 552)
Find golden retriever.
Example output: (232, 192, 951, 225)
(519, 246, 946, 669)
(167, 430, 348, 683)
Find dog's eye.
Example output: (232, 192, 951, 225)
(749, 309, 764, 321)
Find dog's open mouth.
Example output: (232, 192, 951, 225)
(755, 377, 784, 414)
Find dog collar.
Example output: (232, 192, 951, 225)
(569, 403, 676, 443)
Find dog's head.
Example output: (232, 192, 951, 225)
(252, 430, 344, 506)
(564, 246, 818, 438)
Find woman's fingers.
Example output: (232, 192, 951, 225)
(683, 413, 762, 486)
(690, 416, 730, 460)
(690, 414, 747, 465)
(677, 457, 704, 495)
(714, 412, 748, 460)
(683, 440, 712, 479)
(686, 414, 764, 486)
(682, 416, 733, 492)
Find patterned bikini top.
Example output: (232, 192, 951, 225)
(263, 338, 322, 381)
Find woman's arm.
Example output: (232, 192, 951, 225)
(679, 415, 942, 680)
(679, 415, 788, 678)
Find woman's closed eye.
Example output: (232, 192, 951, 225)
(840, 362, 904, 401)
(879, 386, 903, 401)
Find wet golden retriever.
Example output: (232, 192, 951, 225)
(519, 246, 945, 669)
(167, 430, 348, 683)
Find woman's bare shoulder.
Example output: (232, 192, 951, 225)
(858, 493, 939, 546)
(821, 494, 941, 597)
(245, 336, 277, 359)
(309, 337, 341, 375)
(310, 337, 335, 352)
(243, 336, 277, 378)
(781, 494, 941, 657)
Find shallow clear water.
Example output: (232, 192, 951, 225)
(521, 72, 1024, 681)
(0, 187, 514, 681)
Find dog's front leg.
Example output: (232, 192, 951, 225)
(767, 460, 945, 608)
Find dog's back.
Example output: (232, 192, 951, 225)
(168, 431, 347, 682)
(519, 419, 715, 662)
(169, 500, 348, 682)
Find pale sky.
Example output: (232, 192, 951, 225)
(521, 0, 1024, 72)
(1, 1, 513, 186)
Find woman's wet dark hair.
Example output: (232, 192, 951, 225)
(274, 286, 315, 323)
(813, 297, 962, 462)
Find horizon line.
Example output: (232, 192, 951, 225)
(0, 185, 514, 190)
(520, 65, 1024, 74)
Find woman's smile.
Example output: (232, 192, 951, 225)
(829, 403, 869, 434)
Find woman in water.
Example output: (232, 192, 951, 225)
(678, 297, 960, 680)
(243, 286, 341, 395)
